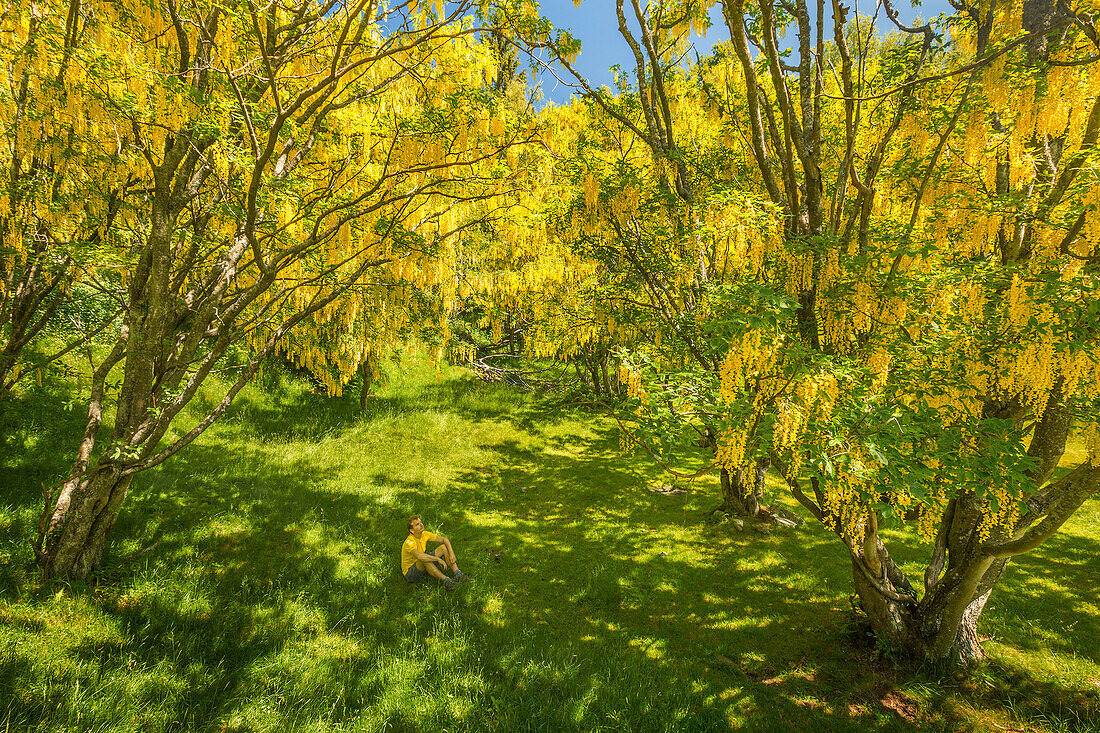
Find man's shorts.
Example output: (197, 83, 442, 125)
(404, 564, 428, 583)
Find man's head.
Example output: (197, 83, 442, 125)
(408, 515, 423, 536)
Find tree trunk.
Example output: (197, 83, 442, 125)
(587, 354, 602, 396)
(39, 465, 132, 579)
(947, 586, 993, 667)
(852, 562, 993, 666)
(851, 559, 916, 648)
(598, 348, 613, 396)
(572, 358, 586, 389)
(717, 459, 766, 517)
(851, 505, 1007, 668)
(359, 359, 371, 410)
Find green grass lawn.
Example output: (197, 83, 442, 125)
(1, 358, 1097, 732)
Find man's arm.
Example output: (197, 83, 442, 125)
(429, 532, 451, 558)
(416, 550, 445, 564)
(425, 531, 445, 562)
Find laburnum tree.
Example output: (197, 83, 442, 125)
(493, 1, 784, 515)
(280, 7, 549, 404)
(0, 1, 124, 399)
(13, 0, 524, 580)
(264, 93, 538, 403)
(521, 0, 1099, 665)
(707, 0, 1100, 665)
(443, 99, 616, 390)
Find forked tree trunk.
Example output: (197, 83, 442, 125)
(588, 356, 602, 396)
(851, 561, 915, 647)
(849, 494, 1018, 667)
(599, 348, 613, 396)
(717, 458, 767, 517)
(852, 558, 999, 667)
(39, 465, 132, 579)
(847, 421, 1099, 667)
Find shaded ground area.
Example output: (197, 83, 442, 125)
(1, 361, 1098, 732)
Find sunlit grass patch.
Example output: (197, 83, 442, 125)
(0, 355, 1098, 732)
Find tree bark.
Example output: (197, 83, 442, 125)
(40, 467, 132, 579)
(842, 500, 1004, 666)
(359, 359, 371, 410)
(717, 459, 767, 517)
(851, 559, 915, 648)
(947, 585, 994, 667)
(853, 563, 993, 666)
(599, 347, 613, 396)
(587, 353, 602, 396)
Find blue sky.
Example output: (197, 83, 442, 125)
(534, 0, 957, 105)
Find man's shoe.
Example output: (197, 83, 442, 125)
(454, 570, 471, 582)
(443, 578, 458, 591)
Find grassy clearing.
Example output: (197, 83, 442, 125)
(1, 358, 1098, 732)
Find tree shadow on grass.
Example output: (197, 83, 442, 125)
(2, 420, 905, 730)
(416, 435, 939, 731)
(210, 368, 575, 448)
(402, 428, 1098, 731)
(356, 374, 587, 435)
(212, 387, 366, 442)
(0, 381, 88, 503)
(3, 372, 1098, 732)
(983, 511, 1100, 667)
(930, 658, 1100, 732)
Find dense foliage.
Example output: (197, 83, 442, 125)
(1, 0, 534, 578)
(2, 0, 1098, 667)
(477, 0, 1100, 665)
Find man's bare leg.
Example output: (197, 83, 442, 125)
(435, 541, 468, 581)
(436, 540, 461, 574)
(420, 556, 448, 581)
(421, 550, 458, 589)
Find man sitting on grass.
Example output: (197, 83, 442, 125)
(401, 516, 468, 590)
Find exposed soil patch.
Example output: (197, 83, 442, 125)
(646, 483, 686, 496)
(880, 690, 919, 721)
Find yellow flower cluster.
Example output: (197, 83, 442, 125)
(714, 428, 748, 472)
(610, 186, 640, 224)
(820, 476, 868, 541)
(717, 349, 743, 404)
(1083, 420, 1100, 466)
(1004, 275, 1030, 329)
(1059, 347, 1098, 401)
(718, 330, 780, 404)
(618, 426, 636, 457)
(976, 481, 1023, 543)
(1007, 339, 1056, 415)
(703, 201, 780, 278)
(583, 173, 599, 215)
(821, 372, 842, 415)
(777, 250, 814, 297)
(773, 399, 805, 452)
(621, 366, 644, 400)
(916, 487, 949, 543)
(866, 349, 891, 389)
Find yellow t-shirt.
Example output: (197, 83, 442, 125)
(401, 531, 437, 573)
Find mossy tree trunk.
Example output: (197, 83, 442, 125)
(717, 458, 768, 518)
(789, 392, 1100, 667)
